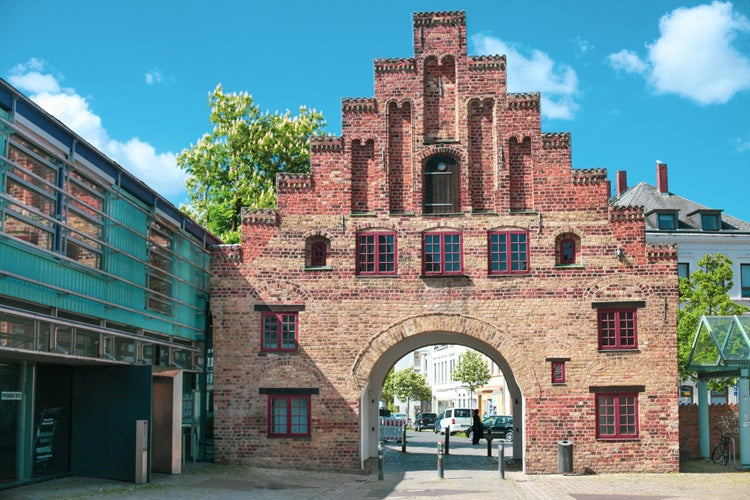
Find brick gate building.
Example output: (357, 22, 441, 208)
(211, 11, 680, 474)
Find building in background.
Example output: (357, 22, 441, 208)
(612, 164, 750, 405)
(0, 79, 219, 489)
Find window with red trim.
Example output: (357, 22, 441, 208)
(423, 232, 462, 275)
(551, 361, 566, 384)
(596, 393, 639, 439)
(560, 238, 576, 264)
(598, 309, 637, 350)
(268, 394, 310, 437)
(311, 241, 327, 267)
(262, 311, 298, 351)
(356, 232, 396, 275)
(488, 230, 528, 274)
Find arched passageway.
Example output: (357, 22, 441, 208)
(351, 314, 529, 470)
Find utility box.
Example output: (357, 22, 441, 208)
(135, 420, 149, 484)
(557, 440, 573, 474)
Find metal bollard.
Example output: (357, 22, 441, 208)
(444, 429, 450, 455)
(487, 436, 493, 457)
(378, 441, 384, 480)
(401, 423, 406, 453)
(498, 439, 505, 479)
(437, 442, 444, 478)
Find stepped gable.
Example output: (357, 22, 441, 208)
(311, 136, 344, 153)
(507, 92, 540, 110)
(374, 58, 417, 74)
(342, 98, 377, 114)
(240, 207, 278, 226)
(572, 168, 607, 185)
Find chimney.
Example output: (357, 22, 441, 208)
(657, 162, 668, 194)
(616, 170, 628, 196)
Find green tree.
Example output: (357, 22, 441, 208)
(177, 84, 326, 242)
(381, 369, 394, 410)
(451, 350, 491, 406)
(392, 368, 431, 416)
(678, 253, 747, 386)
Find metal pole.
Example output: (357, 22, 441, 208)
(487, 437, 493, 457)
(444, 429, 450, 455)
(437, 442, 444, 478)
(498, 440, 505, 479)
(401, 422, 406, 453)
(378, 441, 384, 480)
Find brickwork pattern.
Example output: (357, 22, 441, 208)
(211, 11, 680, 474)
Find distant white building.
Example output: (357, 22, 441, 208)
(392, 345, 510, 420)
(612, 163, 750, 404)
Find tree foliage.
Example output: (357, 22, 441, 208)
(451, 350, 491, 398)
(678, 253, 747, 384)
(381, 369, 395, 409)
(392, 368, 432, 411)
(177, 84, 326, 242)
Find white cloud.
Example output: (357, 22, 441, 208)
(145, 70, 163, 85)
(736, 136, 750, 152)
(7, 59, 187, 200)
(571, 36, 594, 56)
(607, 50, 649, 75)
(608, 1, 750, 105)
(472, 34, 579, 119)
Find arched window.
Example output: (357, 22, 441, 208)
(311, 241, 326, 267)
(423, 155, 458, 214)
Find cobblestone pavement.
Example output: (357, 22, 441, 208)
(4, 439, 749, 499)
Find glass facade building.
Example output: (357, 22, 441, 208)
(0, 78, 219, 488)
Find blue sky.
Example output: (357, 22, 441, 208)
(5, 1, 750, 221)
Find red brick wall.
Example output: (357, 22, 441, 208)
(211, 11, 680, 474)
(679, 404, 739, 459)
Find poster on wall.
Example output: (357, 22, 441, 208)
(33, 407, 60, 474)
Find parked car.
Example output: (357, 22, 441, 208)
(466, 415, 514, 442)
(433, 411, 445, 434)
(392, 413, 408, 421)
(414, 412, 437, 431)
(439, 408, 472, 435)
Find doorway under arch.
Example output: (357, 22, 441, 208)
(352, 315, 528, 471)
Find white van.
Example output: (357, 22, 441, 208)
(440, 408, 472, 435)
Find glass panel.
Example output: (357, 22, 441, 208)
(173, 349, 193, 369)
(0, 314, 36, 350)
(599, 312, 617, 348)
(742, 265, 750, 298)
(618, 311, 636, 347)
(291, 397, 309, 434)
(271, 397, 288, 434)
(658, 213, 676, 230)
(701, 214, 720, 231)
(678, 263, 690, 280)
(55, 327, 72, 355)
(114, 337, 134, 362)
(689, 322, 722, 367)
(511, 233, 527, 271)
(280, 314, 296, 350)
(3, 214, 54, 250)
(141, 344, 154, 365)
(424, 234, 441, 273)
(357, 235, 375, 273)
(263, 314, 278, 350)
(7, 141, 57, 194)
(444, 234, 461, 272)
(378, 234, 395, 273)
(33, 365, 72, 478)
(73, 329, 100, 358)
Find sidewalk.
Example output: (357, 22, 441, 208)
(3, 449, 749, 499)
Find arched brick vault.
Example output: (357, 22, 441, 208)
(349, 313, 538, 397)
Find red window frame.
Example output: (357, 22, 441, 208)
(268, 394, 311, 437)
(261, 311, 298, 352)
(551, 361, 566, 384)
(356, 232, 397, 275)
(596, 393, 639, 439)
(310, 241, 327, 267)
(488, 231, 528, 275)
(560, 238, 576, 264)
(423, 232, 463, 275)
(597, 309, 637, 350)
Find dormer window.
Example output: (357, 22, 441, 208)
(700, 212, 721, 231)
(656, 212, 677, 231)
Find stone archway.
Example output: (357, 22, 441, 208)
(350, 314, 538, 470)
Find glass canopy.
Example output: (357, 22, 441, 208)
(687, 315, 750, 375)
